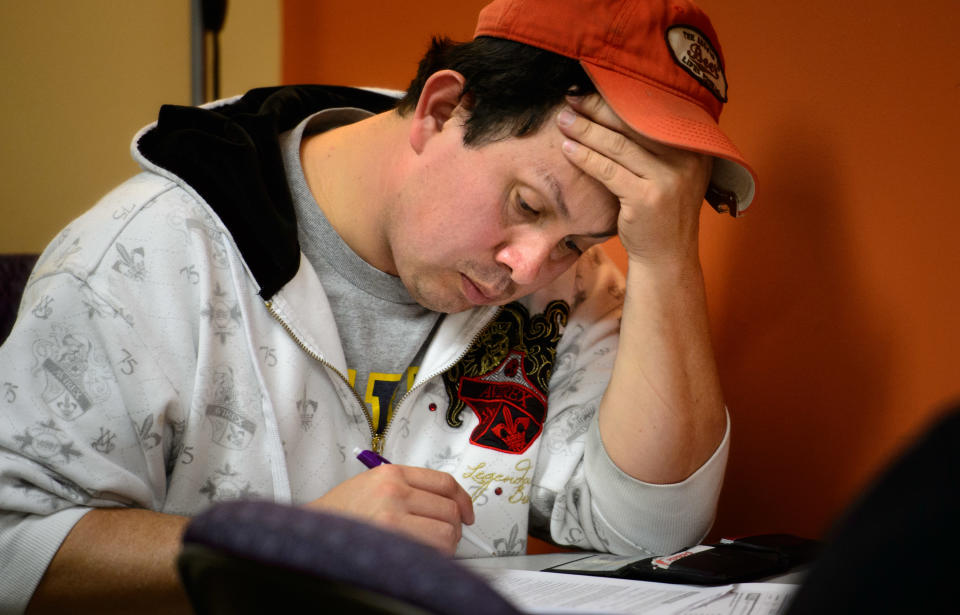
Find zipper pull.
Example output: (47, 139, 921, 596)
(371, 434, 385, 454)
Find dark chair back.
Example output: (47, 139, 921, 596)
(178, 500, 522, 615)
(785, 404, 960, 614)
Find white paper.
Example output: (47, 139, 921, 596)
(472, 568, 797, 615)
(683, 583, 795, 615)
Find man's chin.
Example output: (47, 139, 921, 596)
(415, 289, 510, 314)
(407, 288, 472, 314)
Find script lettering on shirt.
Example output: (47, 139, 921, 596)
(462, 458, 532, 504)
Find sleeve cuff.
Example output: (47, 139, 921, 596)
(0, 506, 93, 614)
(584, 411, 730, 555)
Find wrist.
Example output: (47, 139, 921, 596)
(625, 250, 704, 287)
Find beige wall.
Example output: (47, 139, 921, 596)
(0, 0, 280, 253)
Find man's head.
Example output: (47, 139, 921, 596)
(374, 0, 755, 313)
(386, 68, 620, 313)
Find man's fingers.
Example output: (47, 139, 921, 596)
(395, 515, 463, 555)
(357, 464, 475, 526)
(307, 464, 476, 554)
(560, 134, 633, 198)
(565, 94, 671, 157)
(558, 106, 638, 162)
(557, 101, 713, 204)
(359, 465, 473, 553)
(556, 106, 656, 199)
(565, 93, 620, 130)
(395, 465, 476, 525)
(388, 477, 465, 527)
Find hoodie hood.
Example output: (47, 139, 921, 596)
(135, 85, 398, 298)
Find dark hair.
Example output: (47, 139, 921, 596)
(396, 36, 596, 145)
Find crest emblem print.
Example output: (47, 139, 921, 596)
(32, 325, 112, 421)
(459, 350, 545, 454)
(203, 366, 257, 450)
(443, 301, 569, 454)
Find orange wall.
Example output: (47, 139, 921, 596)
(283, 0, 487, 87)
(283, 0, 960, 541)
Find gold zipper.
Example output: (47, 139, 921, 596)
(266, 299, 501, 454)
(381, 307, 503, 446)
(264, 300, 376, 446)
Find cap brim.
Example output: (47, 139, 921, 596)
(582, 61, 757, 213)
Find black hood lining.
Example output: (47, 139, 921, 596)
(136, 85, 398, 299)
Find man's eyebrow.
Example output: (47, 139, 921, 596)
(540, 170, 569, 218)
(540, 169, 618, 239)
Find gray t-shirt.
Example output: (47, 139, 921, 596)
(280, 108, 441, 433)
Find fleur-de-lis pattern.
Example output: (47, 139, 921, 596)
(493, 524, 527, 556)
(112, 243, 146, 281)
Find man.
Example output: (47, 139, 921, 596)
(0, 0, 756, 612)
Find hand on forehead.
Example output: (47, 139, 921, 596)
(563, 94, 684, 159)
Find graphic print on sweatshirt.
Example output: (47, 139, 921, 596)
(442, 300, 569, 454)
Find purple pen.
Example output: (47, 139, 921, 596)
(354, 447, 391, 469)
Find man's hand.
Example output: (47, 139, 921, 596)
(557, 94, 713, 269)
(555, 94, 726, 485)
(305, 464, 475, 555)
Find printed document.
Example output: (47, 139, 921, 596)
(473, 568, 797, 614)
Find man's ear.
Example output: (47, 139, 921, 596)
(409, 70, 467, 154)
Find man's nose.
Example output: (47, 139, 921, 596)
(495, 239, 551, 286)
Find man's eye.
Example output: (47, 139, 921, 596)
(517, 197, 538, 216)
(562, 238, 583, 256)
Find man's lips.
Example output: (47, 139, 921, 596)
(460, 274, 507, 305)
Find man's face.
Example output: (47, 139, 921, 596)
(385, 107, 620, 313)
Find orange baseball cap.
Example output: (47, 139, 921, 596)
(475, 0, 757, 215)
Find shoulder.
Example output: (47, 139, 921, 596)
(32, 172, 227, 283)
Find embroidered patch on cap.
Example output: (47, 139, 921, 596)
(666, 25, 728, 102)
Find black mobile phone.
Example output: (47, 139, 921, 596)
(543, 534, 819, 586)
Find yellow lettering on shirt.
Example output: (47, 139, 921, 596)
(365, 372, 402, 429)
(462, 459, 532, 504)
